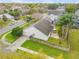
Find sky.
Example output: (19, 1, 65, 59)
(0, 0, 79, 3)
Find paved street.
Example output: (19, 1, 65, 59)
(0, 20, 25, 36)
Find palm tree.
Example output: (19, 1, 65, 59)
(57, 13, 75, 43)
(65, 4, 77, 13)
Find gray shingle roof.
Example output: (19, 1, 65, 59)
(34, 19, 53, 36)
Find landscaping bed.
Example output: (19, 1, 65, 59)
(6, 32, 18, 43)
(22, 40, 69, 59)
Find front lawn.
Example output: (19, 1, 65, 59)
(48, 37, 68, 48)
(6, 32, 18, 43)
(5, 22, 32, 43)
(22, 40, 68, 59)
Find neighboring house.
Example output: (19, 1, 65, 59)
(11, 4, 30, 16)
(0, 13, 15, 21)
(23, 18, 54, 40)
(75, 9, 79, 19)
(48, 6, 65, 15)
(47, 14, 58, 30)
(31, 13, 47, 20)
(73, 19, 79, 28)
(48, 14, 58, 23)
(48, 9, 65, 15)
(57, 6, 65, 11)
(0, 4, 6, 14)
(74, 10, 79, 28)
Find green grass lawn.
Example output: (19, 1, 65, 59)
(22, 40, 68, 59)
(69, 29, 79, 51)
(68, 29, 79, 59)
(17, 49, 52, 59)
(6, 32, 18, 43)
(48, 37, 68, 48)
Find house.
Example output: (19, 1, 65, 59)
(48, 14, 58, 23)
(31, 13, 47, 20)
(48, 9, 65, 15)
(0, 13, 15, 21)
(73, 19, 79, 28)
(48, 6, 65, 15)
(75, 9, 79, 19)
(11, 4, 30, 16)
(23, 17, 54, 40)
(73, 10, 79, 28)
(0, 4, 6, 14)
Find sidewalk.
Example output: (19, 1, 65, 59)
(5, 35, 29, 51)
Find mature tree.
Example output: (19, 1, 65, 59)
(8, 9, 21, 20)
(48, 4, 58, 9)
(27, 4, 40, 14)
(11, 27, 23, 37)
(2, 15, 8, 22)
(4, 9, 9, 13)
(57, 13, 75, 42)
(26, 16, 32, 22)
(14, 9, 21, 16)
(65, 4, 77, 13)
(26, 3, 48, 14)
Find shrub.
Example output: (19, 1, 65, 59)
(11, 27, 23, 37)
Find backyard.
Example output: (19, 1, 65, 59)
(22, 40, 68, 59)
(3, 21, 79, 59)
(48, 37, 68, 48)
(3, 27, 79, 59)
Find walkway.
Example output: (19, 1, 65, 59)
(0, 31, 11, 45)
(50, 33, 59, 39)
(5, 35, 29, 51)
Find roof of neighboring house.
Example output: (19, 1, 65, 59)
(0, 14, 14, 19)
(11, 4, 30, 11)
(0, 5, 6, 10)
(34, 19, 53, 36)
(32, 13, 46, 20)
(75, 9, 79, 17)
(48, 14, 58, 22)
(4, 14, 14, 19)
(48, 9, 65, 15)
